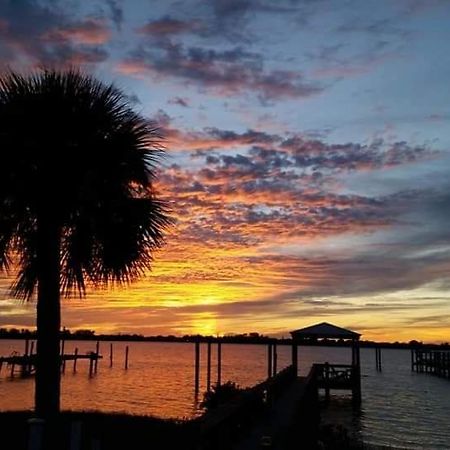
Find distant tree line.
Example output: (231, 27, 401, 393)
(0, 327, 448, 349)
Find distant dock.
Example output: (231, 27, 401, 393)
(411, 349, 450, 379)
(0, 339, 103, 378)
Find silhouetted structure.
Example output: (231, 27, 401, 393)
(290, 322, 362, 403)
(411, 348, 450, 379)
(0, 339, 102, 378)
(0, 69, 170, 425)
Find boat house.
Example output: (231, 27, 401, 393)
(290, 322, 361, 402)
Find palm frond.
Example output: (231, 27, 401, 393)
(0, 68, 172, 300)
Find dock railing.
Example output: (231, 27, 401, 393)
(197, 365, 297, 450)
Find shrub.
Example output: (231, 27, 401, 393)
(200, 381, 243, 411)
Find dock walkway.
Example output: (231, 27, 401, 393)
(232, 376, 312, 450)
(197, 365, 322, 450)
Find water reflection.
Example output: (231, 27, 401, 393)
(0, 341, 449, 448)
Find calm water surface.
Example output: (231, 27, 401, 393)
(0, 340, 449, 449)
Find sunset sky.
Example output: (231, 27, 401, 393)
(1, 0, 450, 342)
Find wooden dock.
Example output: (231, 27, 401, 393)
(196, 361, 359, 450)
(0, 348, 102, 378)
(313, 362, 361, 403)
(411, 349, 450, 379)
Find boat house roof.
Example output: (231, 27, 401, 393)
(290, 322, 361, 340)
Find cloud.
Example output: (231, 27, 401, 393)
(0, 1, 109, 67)
(168, 97, 190, 108)
(156, 118, 435, 173)
(137, 16, 201, 36)
(117, 43, 322, 102)
(44, 18, 111, 45)
(105, 0, 124, 31)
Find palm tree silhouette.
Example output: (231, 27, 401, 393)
(0, 70, 170, 421)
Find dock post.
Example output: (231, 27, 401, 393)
(21, 339, 30, 376)
(94, 341, 100, 373)
(324, 362, 330, 402)
(267, 343, 273, 379)
(194, 341, 200, 394)
(272, 342, 277, 376)
(29, 341, 35, 373)
(375, 347, 382, 371)
(217, 341, 222, 386)
(206, 341, 211, 391)
(91, 439, 101, 450)
(89, 357, 94, 377)
(69, 421, 82, 450)
(124, 346, 129, 370)
(291, 342, 298, 376)
(27, 418, 45, 450)
(73, 348, 78, 373)
(61, 339, 66, 373)
(352, 338, 362, 404)
(109, 343, 113, 368)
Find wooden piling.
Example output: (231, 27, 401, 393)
(24, 339, 29, 357)
(124, 346, 129, 370)
(69, 421, 82, 450)
(217, 341, 222, 386)
(267, 343, 273, 379)
(89, 357, 94, 377)
(324, 362, 330, 402)
(73, 348, 78, 373)
(94, 341, 100, 373)
(194, 341, 200, 394)
(109, 343, 113, 368)
(272, 343, 278, 376)
(291, 343, 298, 376)
(61, 339, 66, 373)
(375, 347, 382, 371)
(27, 418, 45, 450)
(206, 341, 211, 391)
(30, 341, 35, 371)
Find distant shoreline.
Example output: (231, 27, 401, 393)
(0, 330, 448, 349)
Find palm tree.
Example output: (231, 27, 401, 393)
(0, 70, 170, 421)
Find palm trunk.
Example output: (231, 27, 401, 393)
(35, 215, 61, 421)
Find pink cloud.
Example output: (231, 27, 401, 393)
(44, 18, 111, 45)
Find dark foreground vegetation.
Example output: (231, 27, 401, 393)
(0, 409, 370, 450)
(0, 411, 198, 450)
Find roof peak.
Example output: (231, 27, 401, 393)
(290, 322, 361, 339)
